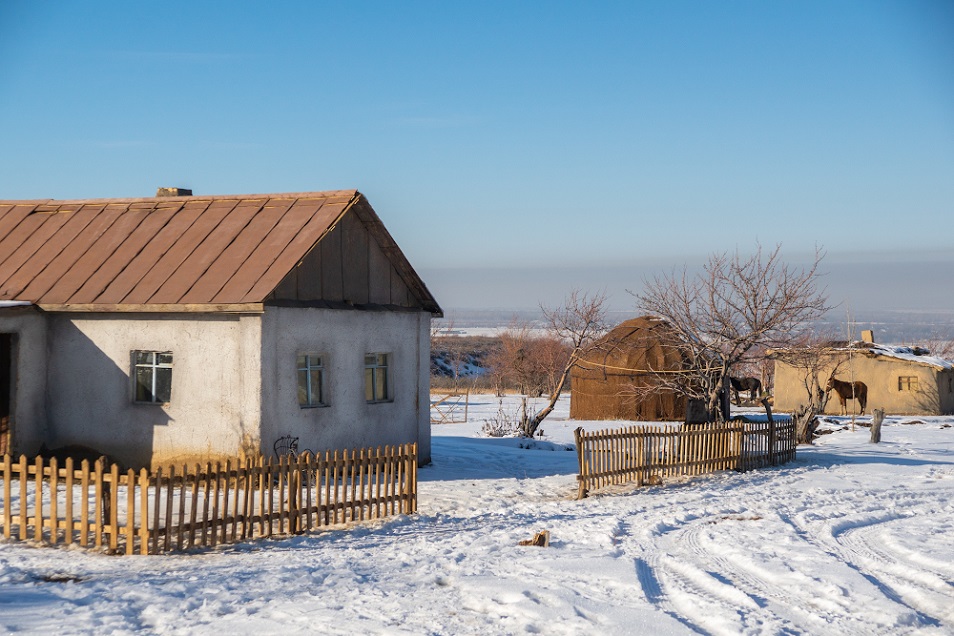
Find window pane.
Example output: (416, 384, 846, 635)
(365, 354, 376, 367)
(157, 353, 173, 366)
(310, 369, 323, 405)
(135, 351, 153, 365)
(298, 370, 309, 405)
(375, 367, 388, 401)
(377, 354, 388, 367)
(365, 368, 374, 401)
(155, 367, 172, 403)
(135, 367, 153, 402)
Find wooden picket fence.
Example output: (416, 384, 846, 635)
(574, 419, 795, 498)
(0, 444, 417, 555)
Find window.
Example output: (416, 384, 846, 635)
(297, 354, 326, 407)
(898, 376, 919, 392)
(134, 351, 172, 403)
(365, 353, 390, 402)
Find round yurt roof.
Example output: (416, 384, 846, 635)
(574, 315, 685, 379)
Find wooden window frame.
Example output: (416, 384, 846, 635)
(364, 353, 391, 403)
(897, 375, 919, 392)
(297, 353, 327, 408)
(133, 350, 173, 404)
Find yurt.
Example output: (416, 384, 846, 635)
(570, 316, 688, 421)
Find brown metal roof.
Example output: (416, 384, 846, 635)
(0, 190, 440, 313)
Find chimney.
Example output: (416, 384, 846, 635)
(861, 329, 874, 344)
(156, 187, 192, 197)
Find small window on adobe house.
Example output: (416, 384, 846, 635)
(133, 351, 173, 404)
(898, 376, 919, 392)
(364, 353, 391, 403)
(297, 354, 327, 407)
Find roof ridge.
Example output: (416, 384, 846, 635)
(0, 189, 359, 205)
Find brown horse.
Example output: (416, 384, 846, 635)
(825, 376, 868, 415)
(729, 377, 762, 405)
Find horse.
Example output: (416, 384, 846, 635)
(729, 377, 762, 405)
(825, 375, 868, 415)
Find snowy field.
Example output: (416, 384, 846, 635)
(1, 394, 953, 635)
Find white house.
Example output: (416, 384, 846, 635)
(0, 189, 441, 468)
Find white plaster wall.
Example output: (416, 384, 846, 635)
(0, 308, 49, 454)
(46, 313, 262, 469)
(261, 307, 431, 463)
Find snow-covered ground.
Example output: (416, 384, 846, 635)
(2, 395, 953, 635)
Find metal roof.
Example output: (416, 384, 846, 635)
(0, 190, 439, 313)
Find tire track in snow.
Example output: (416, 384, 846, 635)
(775, 506, 941, 632)
(831, 513, 954, 624)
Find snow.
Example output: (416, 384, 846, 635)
(857, 343, 954, 370)
(2, 395, 953, 635)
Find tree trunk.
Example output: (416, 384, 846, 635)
(794, 405, 819, 445)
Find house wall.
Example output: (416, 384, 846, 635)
(45, 313, 262, 469)
(774, 356, 953, 416)
(0, 308, 49, 454)
(260, 306, 431, 464)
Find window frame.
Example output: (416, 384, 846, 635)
(133, 350, 173, 404)
(297, 353, 328, 408)
(364, 353, 392, 403)
(898, 375, 919, 392)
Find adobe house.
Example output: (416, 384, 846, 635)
(570, 316, 690, 421)
(772, 331, 954, 416)
(0, 189, 442, 468)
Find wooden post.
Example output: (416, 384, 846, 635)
(49, 458, 59, 545)
(18, 455, 28, 541)
(870, 408, 885, 443)
(574, 427, 587, 500)
(152, 467, 162, 554)
(64, 458, 74, 546)
(34, 455, 44, 543)
(109, 462, 119, 552)
(139, 468, 150, 555)
(2, 454, 11, 539)
(126, 469, 136, 555)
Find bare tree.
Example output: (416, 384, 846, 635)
(519, 290, 609, 437)
(770, 333, 839, 443)
(924, 332, 954, 360)
(633, 244, 830, 422)
(485, 323, 570, 397)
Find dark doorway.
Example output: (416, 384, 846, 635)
(0, 334, 12, 455)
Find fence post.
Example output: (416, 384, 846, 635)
(109, 462, 119, 552)
(138, 468, 150, 555)
(3, 454, 11, 539)
(870, 409, 885, 443)
(574, 427, 588, 499)
(33, 455, 44, 543)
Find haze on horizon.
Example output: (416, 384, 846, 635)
(2, 1, 952, 315)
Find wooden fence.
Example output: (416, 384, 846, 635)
(0, 444, 417, 555)
(574, 419, 795, 498)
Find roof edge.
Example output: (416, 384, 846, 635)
(0, 189, 359, 206)
(37, 303, 265, 314)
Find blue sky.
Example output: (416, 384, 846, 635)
(2, 1, 952, 313)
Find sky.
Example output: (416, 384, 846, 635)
(1, 1, 953, 314)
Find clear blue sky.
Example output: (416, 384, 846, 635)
(2, 1, 952, 312)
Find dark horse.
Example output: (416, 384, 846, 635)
(729, 377, 762, 405)
(825, 375, 868, 415)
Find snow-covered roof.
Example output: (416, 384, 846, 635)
(853, 342, 954, 371)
